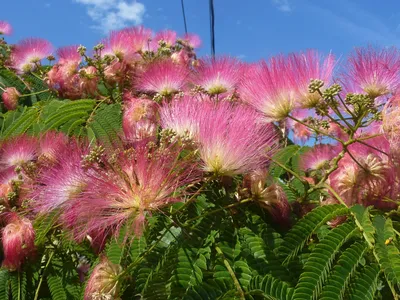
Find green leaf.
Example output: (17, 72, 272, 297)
(0, 270, 9, 300)
(319, 241, 368, 300)
(350, 205, 375, 246)
(373, 215, 400, 290)
(248, 275, 294, 300)
(0, 106, 40, 139)
(47, 274, 67, 300)
(269, 145, 305, 178)
(279, 204, 348, 264)
(347, 264, 380, 300)
(292, 222, 358, 300)
(10, 271, 26, 300)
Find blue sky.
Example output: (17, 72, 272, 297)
(2, 0, 400, 61)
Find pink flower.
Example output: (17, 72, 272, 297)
(123, 97, 159, 143)
(288, 50, 335, 108)
(0, 135, 37, 168)
(37, 131, 68, 166)
(287, 109, 312, 143)
(84, 256, 123, 300)
(2, 213, 35, 271)
(341, 46, 400, 98)
(57, 45, 81, 65)
(79, 66, 98, 96)
(239, 56, 296, 121)
(104, 60, 127, 84)
(0, 21, 12, 35)
(2, 87, 20, 110)
(197, 101, 278, 176)
(63, 143, 199, 241)
(10, 38, 53, 73)
(136, 60, 190, 96)
(160, 96, 204, 139)
(300, 144, 339, 172)
(32, 141, 88, 213)
(102, 29, 137, 61)
(329, 142, 394, 206)
(193, 57, 242, 95)
(182, 33, 202, 49)
(151, 30, 177, 50)
(123, 26, 153, 53)
(171, 49, 190, 65)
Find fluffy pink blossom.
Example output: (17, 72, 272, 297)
(197, 101, 278, 176)
(84, 256, 123, 300)
(0, 135, 37, 169)
(182, 33, 202, 49)
(153, 30, 177, 47)
(287, 109, 312, 143)
(171, 49, 190, 65)
(37, 131, 68, 165)
(0, 21, 12, 35)
(123, 26, 153, 52)
(32, 141, 88, 213)
(329, 142, 394, 206)
(300, 144, 339, 172)
(10, 38, 53, 73)
(136, 60, 190, 96)
(341, 46, 400, 98)
(2, 213, 35, 271)
(79, 66, 98, 96)
(57, 45, 81, 65)
(102, 29, 137, 61)
(239, 55, 296, 121)
(288, 50, 335, 108)
(63, 143, 199, 241)
(160, 96, 204, 139)
(2, 87, 20, 110)
(193, 57, 242, 95)
(123, 97, 159, 143)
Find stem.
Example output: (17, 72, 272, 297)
(34, 251, 54, 300)
(20, 89, 49, 97)
(171, 180, 209, 216)
(18, 271, 21, 300)
(215, 246, 245, 299)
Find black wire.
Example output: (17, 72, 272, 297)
(209, 0, 215, 57)
(180, 0, 188, 34)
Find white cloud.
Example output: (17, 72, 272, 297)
(74, 0, 145, 33)
(272, 0, 292, 12)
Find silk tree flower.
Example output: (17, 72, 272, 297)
(197, 101, 278, 176)
(152, 30, 177, 49)
(123, 97, 159, 143)
(2, 213, 35, 271)
(182, 33, 202, 49)
(37, 131, 68, 166)
(10, 38, 53, 73)
(2, 87, 20, 110)
(288, 50, 335, 108)
(84, 256, 123, 300)
(192, 57, 242, 96)
(102, 29, 137, 62)
(329, 143, 394, 206)
(341, 46, 400, 98)
(32, 141, 89, 213)
(0, 135, 37, 169)
(160, 96, 205, 139)
(124, 26, 153, 53)
(79, 66, 99, 96)
(300, 144, 339, 172)
(63, 143, 200, 241)
(286, 109, 312, 143)
(136, 59, 190, 96)
(239, 55, 297, 122)
(0, 21, 12, 35)
(243, 169, 290, 227)
(57, 45, 81, 65)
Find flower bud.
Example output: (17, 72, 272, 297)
(2, 87, 20, 110)
(2, 213, 35, 271)
(84, 257, 123, 300)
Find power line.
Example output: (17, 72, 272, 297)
(209, 0, 215, 57)
(180, 0, 188, 34)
